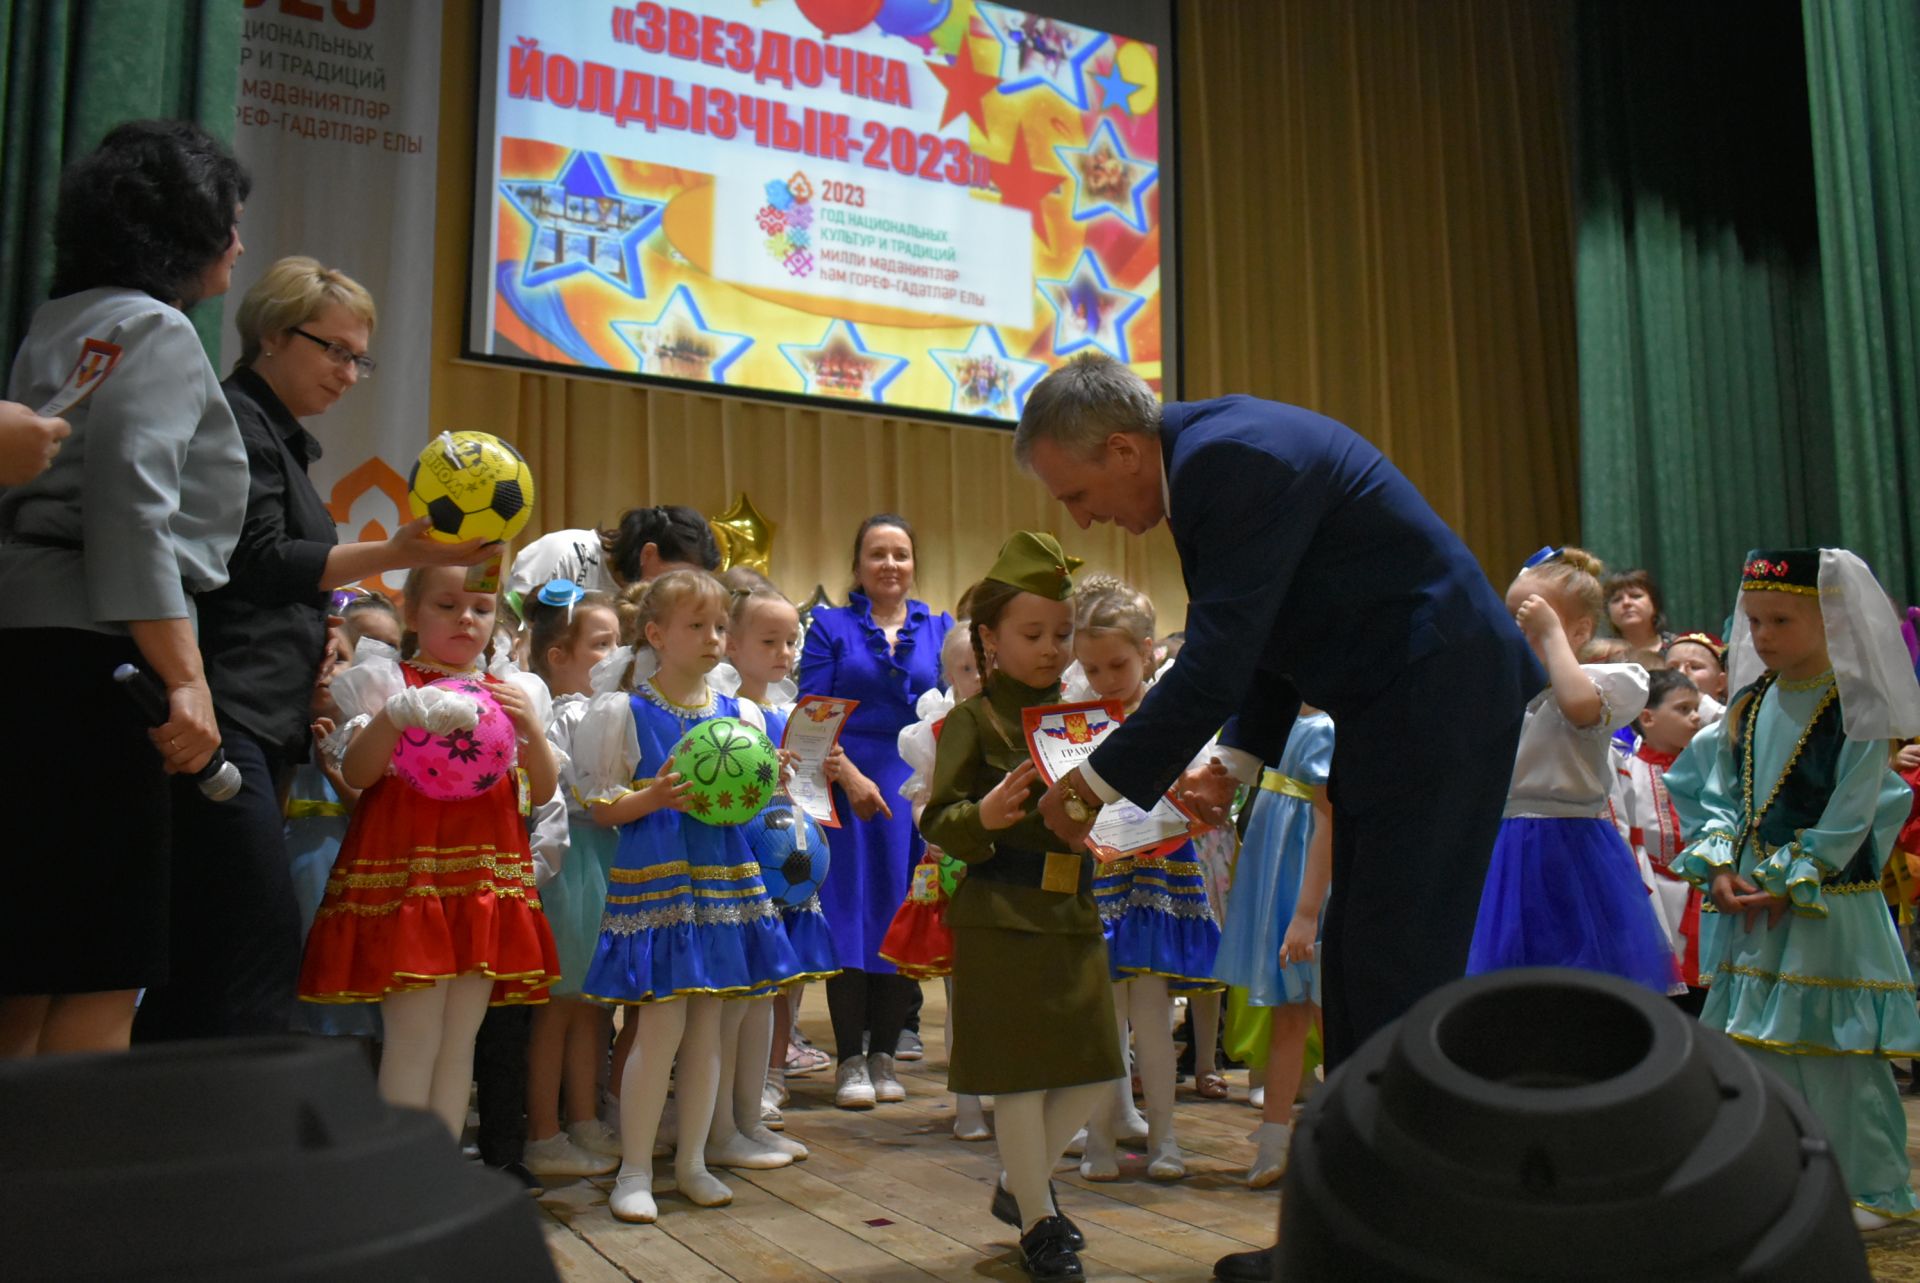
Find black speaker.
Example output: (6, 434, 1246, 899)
(0, 1036, 560, 1281)
(1277, 968, 1869, 1281)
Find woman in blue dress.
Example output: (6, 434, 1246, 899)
(797, 515, 953, 1108)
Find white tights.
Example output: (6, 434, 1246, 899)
(995, 1082, 1110, 1231)
(616, 996, 730, 1208)
(378, 973, 495, 1140)
(1085, 977, 1181, 1176)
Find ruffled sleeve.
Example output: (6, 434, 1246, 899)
(735, 699, 767, 734)
(570, 692, 642, 807)
(1666, 719, 1740, 888)
(1581, 663, 1651, 736)
(321, 644, 406, 762)
(1748, 734, 1914, 919)
(528, 793, 569, 885)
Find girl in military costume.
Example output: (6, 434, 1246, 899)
(1668, 548, 1920, 1230)
(922, 532, 1123, 1282)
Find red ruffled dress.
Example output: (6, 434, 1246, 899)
(298, 659, 560, 1005)
(879, 710, 956, 978)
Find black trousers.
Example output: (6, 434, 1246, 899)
(1318, 633, 1536, 1069)
(133, 725, 304, 1041)
(474, 1005, 531, 1166)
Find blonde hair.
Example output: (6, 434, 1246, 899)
(1073, 578, 1155, 649)
(1518, 546, 1607, 632)
(618, 568, 729, 690)
(234, 255, 377, 368)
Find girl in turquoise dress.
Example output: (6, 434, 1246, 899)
(1668, 547, 1920, 1231)
(1069, 581, 1222, 1184)
(1214, 710, 1334, 1187)
(573, 570, 808, 1224)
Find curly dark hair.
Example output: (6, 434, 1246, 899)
(50, 120, 251, 306)
(601, 504, 721, 583)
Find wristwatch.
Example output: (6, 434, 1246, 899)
(1061, 780, 1093, 824)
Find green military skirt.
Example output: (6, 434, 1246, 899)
(946, 848, 1125, 1096)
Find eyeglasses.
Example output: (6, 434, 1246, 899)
(291, 327, 377, 377)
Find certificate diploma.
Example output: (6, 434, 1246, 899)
(782, 694, 858, 828)
(37, 338, 123, 418)
(1021, 701, 1204, 863)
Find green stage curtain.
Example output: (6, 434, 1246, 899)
(0, 0, 240, 365)
(1573, 0, 1838, 633)
(1804, 0, 1920, 605)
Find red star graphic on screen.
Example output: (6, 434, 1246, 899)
(927, 43, 998, 131)
(989, 124, 1066, 247)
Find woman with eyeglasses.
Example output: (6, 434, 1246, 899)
(132, 256, 494, 1042)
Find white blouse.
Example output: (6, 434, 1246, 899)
(1506, 663, 1649, 819)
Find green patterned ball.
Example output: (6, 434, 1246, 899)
(668, 717, 781, 826)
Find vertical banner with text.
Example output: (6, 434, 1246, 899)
(227, 0, 444, 596)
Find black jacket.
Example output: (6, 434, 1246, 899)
(196, 367, 338, 762)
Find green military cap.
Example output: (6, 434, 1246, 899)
(986, 531, 1082, 601)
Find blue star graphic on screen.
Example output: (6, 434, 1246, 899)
(610, 286, 753, 386)
(499, 150, 664, 297)
(1053, 119, 1160, 234)
(928, 326, 1049, 420)
(779, 320, 908, 404)
(975, 2, 1107, 111)
(1091, 57, 1143, 115)
(1037, 251, 1147, 363)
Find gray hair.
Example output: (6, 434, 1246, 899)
(1013, 352, 1162, 469)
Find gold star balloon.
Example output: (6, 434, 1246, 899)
(710, 491, 776, 576)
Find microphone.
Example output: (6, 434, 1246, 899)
(113, 663, 244, 802)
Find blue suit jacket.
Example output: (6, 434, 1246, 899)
(1089, 395, 1541, 808)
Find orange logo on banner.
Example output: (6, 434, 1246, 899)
(328, 456, 412, 596)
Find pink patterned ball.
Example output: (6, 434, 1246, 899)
(390, 677, 517, 800)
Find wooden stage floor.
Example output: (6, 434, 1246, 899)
(536, 985, 1278, 1283)
(534, 985, 1920, 1282)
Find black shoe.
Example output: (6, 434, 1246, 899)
(1019, 1217, 1085, 1281)
(488, 1160, 544, 1197)
(990, 1181, 1086, 1251)
(1212, 1244, 1275, 1282)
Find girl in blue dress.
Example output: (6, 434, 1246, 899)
(1214, 711, 1334, 1188)
(702, 580, 838, 1171)
(1070, 581, 1222, 1183)
(1467, 547, 1676, 992)
(573, 570, 807, 1224)
(797, 515, 953, 1108)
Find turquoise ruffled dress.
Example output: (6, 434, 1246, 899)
(1214, 714, 1334, 1007)
(1668, 670, 1920, 1219)
(578, 681, 812, 1004)
(543, 694, 620, 998)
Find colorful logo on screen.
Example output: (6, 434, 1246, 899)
(756, 173, 816, 280)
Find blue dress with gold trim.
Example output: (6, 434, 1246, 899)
(578, 680, 810, 1004)
(1096, 840, 1224, 992)
(1670, 670, 1920, 1218)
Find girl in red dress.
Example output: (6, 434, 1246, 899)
(298, 565, 561, 1138)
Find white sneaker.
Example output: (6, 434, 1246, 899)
(1854, 1205, 1899, 1232)
(566, 1118, 623, 1158)
(869, 1052, 906, 1103)
(835, 1054, 876, 1109)
(761, 1082, 786, 1131)
(895, 1029, 925, 1061)
(523, 1132, 619, 1178)
(1248, 1084, 1267, 1110)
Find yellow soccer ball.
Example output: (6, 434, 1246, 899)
(407, 431, 535, 544)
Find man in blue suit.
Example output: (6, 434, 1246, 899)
(1019, 357, 1540, 1271)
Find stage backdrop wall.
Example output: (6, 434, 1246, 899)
(429, 0, 1580, 616)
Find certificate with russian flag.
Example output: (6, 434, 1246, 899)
(1021, 700, 1202, 864)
